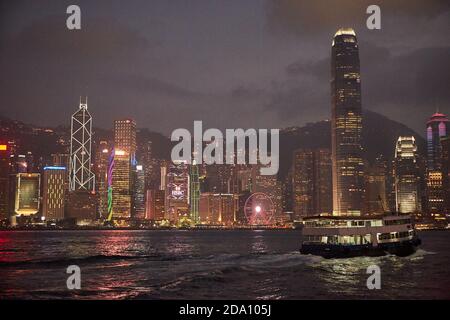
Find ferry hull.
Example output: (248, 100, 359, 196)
(300, 238, 421, 259)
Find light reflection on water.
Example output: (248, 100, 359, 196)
(0, 230, 449, 299)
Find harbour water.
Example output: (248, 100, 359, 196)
(0, 230, 449, 299)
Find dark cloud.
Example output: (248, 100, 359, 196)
(109, 74, 201, 99)
(0, 0, 448, 136)
(266, 0, 450, 35)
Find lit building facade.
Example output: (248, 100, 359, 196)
(199, 193, 235, 225)
(66, 191, 97, 221)
(252, 165, 283, 221)
(425, 113, 448, 221)
(114, 119, 137, 156)
(95, 140, 110, 219)
(426, 112, 449, 171)
(331, 28, 364, 216)
(364, 156, 388, 215)
(145, 189, 165, 221)
(441, 137, 450, 215)
(292, 149, 332, 219)
(111, 149, 132, 219)
(69, 99, 95, 192)
(132, 165, 146, 220)
(394, 137, 421, 213)
(111, 119, 137, 223)
(0, 142, 11, 219)
(42, 166, 66, 221)
(165, 161, 189, 224)
(11, 173, 40, 216)
(190, 164, 200, 224)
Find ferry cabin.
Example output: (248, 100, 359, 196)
(301, 215, 416, 246)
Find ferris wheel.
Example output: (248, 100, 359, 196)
(243, 192, 275, 225)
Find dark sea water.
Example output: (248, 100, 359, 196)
(0, 230, 449, 299)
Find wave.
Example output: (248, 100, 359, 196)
(0, 254, 175, 268)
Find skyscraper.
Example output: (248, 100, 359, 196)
(165, 161, 189, 224)
(292, 148, 332, 218)
(0, 142, 11, 220)
(145, 189, 165, 221)
(69, 99, 95, 192)
(132, 164, 146, 221)
(331, 28, 364, 216)
(189, 163, 200, 224)
(364, 156, 388, 215)
(111, 119, 137, 224)
(199, 193, 235, 225)
(114, 119, 137, 156)
(111, 149, 132, 220)
(426, 112, 448, 221)
(394, 137, 421, 214)
(42, 166, 66, 221)
(440, 137, 450, 215)
(426, 112, 449, 171)
(138, 140, 154, 188)
(10, 173, 41, 216)
(95, 140, 110, 218)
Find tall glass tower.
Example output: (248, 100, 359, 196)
(426, 112, 448, 219)
(69, 98, 95, 192)
(394, 136, 420, 213)
(189, 163, 200, 224)
(426, 112, 449, 171)
(331, 28, 364, 216)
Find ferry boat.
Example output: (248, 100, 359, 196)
(300, 214, 421, 258)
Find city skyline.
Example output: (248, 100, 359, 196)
(0, 4, 448, 229)
(1, 2, 449, 303)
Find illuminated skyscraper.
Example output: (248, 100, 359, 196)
(132, 164, 146, 221)
(107, 149, 115, 222)
(110, 119, 137, 224)
(331, 28, 364, 216)
(114, 119, 137, 156)
(394, 137, 421, 213)
(0, 142, 11, 219)
(52, 153, 70, 190)
(42, 166, 66, 221)
(426, 112, 449, 171)
(441, 137, 450, 214)
(95, 140, 110, 218)
(292, 149, 332, 218)
(364, 156, 388, 215)
(425, 113, 448, 222)
(165, 161, 189, 224)
(252, 164, 283, 221)
(138, 140, 155, 188)
(10, 173, 40, 216)
(111, 149, 132, 220)
(95, 141, 110, 218)
(205, 164, 232, 193)
(146, 189, 165, 221)
(69, 99, 95, 192)
(199, 193, 235, 225)
(190, 163, 200, 224)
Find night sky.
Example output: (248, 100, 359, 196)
(0, 0, 449, 135)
